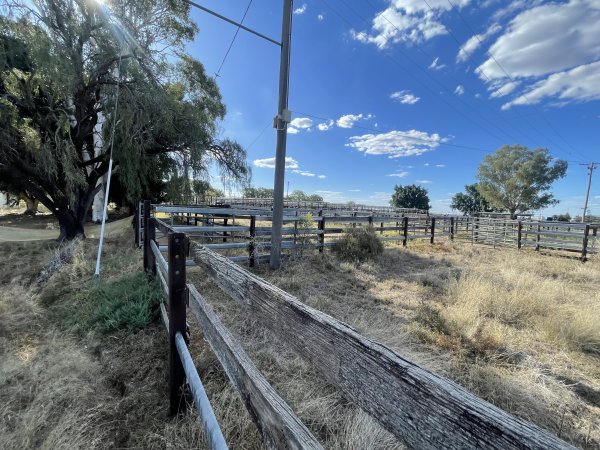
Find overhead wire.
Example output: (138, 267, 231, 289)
(444, 0, 586, 160)
(215, 0, 254, 77)
(324, 0, 522, 147)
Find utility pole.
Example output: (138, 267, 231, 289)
(180, 0, 291, 269)
(581, 162, 598, 223)
(270, 0, 293, 269)
(286, 181, 290, 198)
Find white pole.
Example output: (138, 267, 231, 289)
(94, 56, 122, 276)
(94, 158, 113, 276)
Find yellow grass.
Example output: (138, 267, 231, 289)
(1, 221, 599, 449)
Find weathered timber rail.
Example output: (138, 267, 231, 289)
(141, 200, 576, 449)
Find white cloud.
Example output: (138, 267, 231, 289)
(350, 1, 470, 49)
(456, 23, 501, 63)
(435, 164, 445, 167)
(417, 179, 433, 184)
(317, 13, 324, 21)
(428, 57, 446, 70)
(315, 190, 346, 202)
(337, 113, 369, 129)
(254, 156, 299, 169)
(390, 90, 420, 105)
(318, 175, 326, 179)
(287, 127, 300, 134)
(477, 0, 600, 108)
(501, 60, 600, 109)
(424, 163, 430, 166)
(289, 117, 313, 129)
(348, 189, 361, 192)
(388, 171, 410, 177)
(454, 85, 465, 95)
(346, 130, 445, 158)
(317, 119, 334, 131)
(293, 4, 307, 15)
(292, 169, 316, 177)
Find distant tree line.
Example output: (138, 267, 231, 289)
(243, 187, 323, 202)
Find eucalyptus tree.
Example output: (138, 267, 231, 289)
(477, 145, 567, 219)
(0, 0, 249, 240)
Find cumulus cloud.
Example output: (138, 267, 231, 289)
(350, 0, 470, 49)
(292, 170, 316, 177)
(502, 60, 600, 109)
(428, 57, 446, 70)
(477, 0, 600, 108)
(293, 4, 307, 15)
(337, 113, 369, 129)
(287, 127, 300, 134)
(454, 85, 465, 95)
(317, 13, 324, 21)
(388, 171, 410, 177)
(317, 119, 334, 131)
(390, 90, 420, 104)
(254, 156, 299, 169)
(456, 23, 501, 63)
(346, 130, 445, 158)
(255, 157, 326, 178)
(289, 117, 312, 129)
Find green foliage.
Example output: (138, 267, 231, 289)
(333, 227, 384, 263)
(243, 186, 274, 198)
(0, 1, 249, 239)
(287, 190, 323, 202)
(451, 183, 497, 215)
(390, 184, 430, 210)
(477, 146, 567, 218)
(60, 273, 161, 334)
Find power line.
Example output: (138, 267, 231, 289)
(418, 0, 571, 157)
(246, 120, 271, 150)
(444, 0, 586, 160)
(215, 0, 253, 77)
(294, 110, 495, 154)
(328, 0, 523, 147)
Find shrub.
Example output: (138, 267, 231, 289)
(333, 227, 384, 263)
(59, 273, 162, 334)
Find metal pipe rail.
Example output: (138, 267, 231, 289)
(175, 332, 229, 450)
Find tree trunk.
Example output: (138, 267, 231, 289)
(56, 209, 84, 242)
(23, 195, 39, 215)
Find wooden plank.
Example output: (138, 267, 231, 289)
(151, 240, 168, 278)
(187, 285, 323, 450)
(155, 218, 176, 235)
(174, 332, 229, 450)
(190, 243, 575, 450)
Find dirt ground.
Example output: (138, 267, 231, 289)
(1, 214, 599, 449)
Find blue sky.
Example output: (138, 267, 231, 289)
(185, 0, 600, 216)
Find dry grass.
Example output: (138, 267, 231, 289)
(2, 219, 600, 449)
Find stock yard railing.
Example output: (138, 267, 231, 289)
(140, 200, 577, 449)
(454, 217, 598, 260)
(136, 202, 455, 265)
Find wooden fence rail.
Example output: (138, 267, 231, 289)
(141, 204, 576, 449)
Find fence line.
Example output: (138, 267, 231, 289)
(135, 202, 597, 263)
(141, 199, 576, 449)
